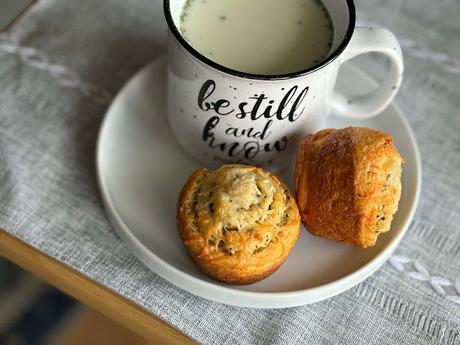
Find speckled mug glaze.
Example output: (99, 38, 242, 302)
(164, 0, 403, 172)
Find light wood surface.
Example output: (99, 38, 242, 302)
(51, 308, 151, 345)
(0, 229, 195, 345)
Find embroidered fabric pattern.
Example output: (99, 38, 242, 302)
(0, 34, 113, 105)
(389, 255, 460, 304)
(357, 21, 460, 76)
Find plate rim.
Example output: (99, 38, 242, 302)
(96, 58, 422, 308)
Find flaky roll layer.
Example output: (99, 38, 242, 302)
(296, 127, 402, 248)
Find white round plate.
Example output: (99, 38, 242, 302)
(96, 56, 421, 308)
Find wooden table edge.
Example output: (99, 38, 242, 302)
(0, 228, 196, 345)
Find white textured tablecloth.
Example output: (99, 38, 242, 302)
(0, 0, 459, 344)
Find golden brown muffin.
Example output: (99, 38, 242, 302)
(295, 127, 402, 248)
(177, 164, 300, 284)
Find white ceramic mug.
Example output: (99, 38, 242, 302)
(164, 0, 403, 172)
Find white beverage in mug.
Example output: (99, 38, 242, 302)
(165, 0, 404, 171)
(180, 0, 334, 75)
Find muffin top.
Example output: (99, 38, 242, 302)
(178, 164, 300, 261)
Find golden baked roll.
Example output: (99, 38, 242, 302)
(177, 164, 300, 284)
(295, 127, 402, 248)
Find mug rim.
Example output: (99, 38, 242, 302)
(163, 0, 356, 81)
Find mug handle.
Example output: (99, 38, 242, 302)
(332, 27, 403, 119)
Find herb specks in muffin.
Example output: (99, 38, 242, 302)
(222, 225, 239, 233)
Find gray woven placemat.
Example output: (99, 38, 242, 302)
(0, 0, 459, 344)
